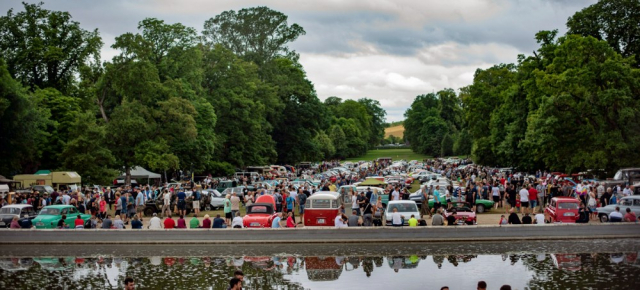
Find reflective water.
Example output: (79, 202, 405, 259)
(1, 241, 639, 290)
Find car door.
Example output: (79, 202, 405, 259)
(65, 207, 77, 227)
(633, 199, 640, 216)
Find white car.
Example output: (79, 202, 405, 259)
(202, 189, 225, 210)
(385, 201, 421, 226)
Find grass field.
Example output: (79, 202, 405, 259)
(384, 125, 404, 139)
(345, 148, 430, 162)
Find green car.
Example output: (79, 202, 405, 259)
(33, 205, 91, 229)
(425, 196, 495, 213)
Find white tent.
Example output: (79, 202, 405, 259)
(118, 166, 161, 184)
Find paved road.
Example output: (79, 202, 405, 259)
(1, 223, 638, 244)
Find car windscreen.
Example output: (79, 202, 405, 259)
(39, 208, 61, 215)
(0, 208, 21, 215)
(309, 199, 334, 209)
(247, 205, 273, 214)
(388, 203, 418, 212)
(558, 203, 579, 210)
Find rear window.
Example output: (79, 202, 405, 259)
(310, 199, 333, 209)
(247, 205, 272, 214)
(558, 203, 578, 210)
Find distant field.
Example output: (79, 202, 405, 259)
(345, 149, 430, 162)
(384, 125, 404, 139)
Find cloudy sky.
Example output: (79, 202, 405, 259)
(1, 0, 597, 121)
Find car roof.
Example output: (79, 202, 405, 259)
(622, 196, 640, 200)
(551, 197, 580, 202)
(387, 200, 417, 205)
(2, 204, 33, 209)
(309, 192, 339, 199)
(42, 205, 75, 209)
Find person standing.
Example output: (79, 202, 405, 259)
(230, 193, 241, 219)
(176, 189, 187, 217)
(420, 186, 431, 218)
(298, 189, 307, 225)
(285, 192, 296, 223)
(519, 186, 530, 215)
(351, 191, 359, 216)
(224, 194, 232, 226)
(135, 190, 146, 218)
(506, 184, 517, 214)
(192, 188, 201, 216)
(491, 183, 500, 210)
(99, 197, 107, 220)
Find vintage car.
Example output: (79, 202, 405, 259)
(385, 200, 421, 226)
(545, 197, 580, 223)
(444, 202, 477, 225)
(243, 195, 277, 228)
(33, 205, 91, 229)
(410, 193, 495, 213)
(595, 196, 640, 222)
(0, 204, 38, 228)
(304, 192, 341, 227)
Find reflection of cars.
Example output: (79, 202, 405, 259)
(385, 201, 421, 226)
(305, 256, 343, 281)
(0, 204, 37, 228)
(595, 196, 640, 222)
(545, 197, 580, 223)
(243, 195, 277, 228)
(33, 205, 91, 229)
(551, 254, 581, 271)
(444, 202, 477, 225)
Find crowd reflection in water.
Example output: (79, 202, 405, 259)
(0, 252, 639, 289)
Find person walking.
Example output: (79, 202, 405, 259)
(162, 190, 171, 218)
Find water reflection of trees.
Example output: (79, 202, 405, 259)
(0, 256, 304, 290)
(519, 252, 640, 290)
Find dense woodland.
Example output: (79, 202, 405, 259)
(404, 0, 640, 175)
(0, 4, 386, 184)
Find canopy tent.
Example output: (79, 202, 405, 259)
(118, 167, 161, 185)
(359, 179, 387, 186)
(0, 175, 19, 184)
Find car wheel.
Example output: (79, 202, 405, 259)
(476, 204, 485, 213)
(144, 208, 154, 217)
(204, 204, 212, 211)
(599, 214, 609, 223)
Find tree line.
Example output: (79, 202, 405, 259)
(404, 0, 640, 174)
(0, 4, 386, 184)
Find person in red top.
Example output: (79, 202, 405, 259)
(74, 215, 84, 229)
(286, 212, 296, 228)
(177, 215, 187, 228)
(624, 208, 637, 222)
(164, 216, 176, 229)
(528, 185, 538, 213)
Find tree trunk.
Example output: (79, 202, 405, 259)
(125, 166, 131, 186)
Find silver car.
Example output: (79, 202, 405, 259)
(595, 196, 640, 222)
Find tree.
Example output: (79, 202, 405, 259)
(313, 131, 336, 160)
(0, 58, 50, 176)
(202, 7, 306, 66)
(358, 98, 387, 146)
(60, 111, 116, 185)
(440, 133, 454, 157)
(329, 125, 348, 158)
(0, 2, 102, 94)
(453, 129, 473, 156)
(524, 34, 640, 173)
(567, 0, 640, 67)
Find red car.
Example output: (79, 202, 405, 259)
(545, 197, 580, 223)
(445, 202, 477, 225)
(243, 195, 277, 228)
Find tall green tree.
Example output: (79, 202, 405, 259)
(60, 111, 116, 185)
(524, 34, 640, 173)
(0, 2, 102, 94)
(202, 6, 306, 66)
(0, 58, 50, 176)
(358, 98, 387, 146)
(567, 0, 640, 67)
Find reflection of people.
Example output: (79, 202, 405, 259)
(228, 278, 242, 290)
(478, 281, 487, 290)
(500, 286, 512, 290)
(124, 277, 135, 290)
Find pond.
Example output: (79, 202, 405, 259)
(0, 240, 639, 289)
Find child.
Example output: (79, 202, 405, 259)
(515, 194, 521, 213)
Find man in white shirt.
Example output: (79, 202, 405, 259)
(335, 213, 347, 228)
(622, 186, 632, 197)
(149, 213, 162, 229)
(609, 207, 623, 222)
(534, 213, 546, 225)
(232, 214, 244, 228)
(62, 192, 71, 205)
(391, 208, 403, 227)
(519, 186, 530, 214)
(391, 189, 400, 201)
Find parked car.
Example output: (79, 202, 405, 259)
(33, 205, 91, 229)
(243, 195, 277, 228)
(444, 202, 477, 225)
(0, 204, 37, 227)
(203, 189, 225, 210)
(544, 197, 580, 223)
(385, 200, 421, 226)
(595, 196, 640, 222)
(410, 194, 494, 213)
(603, 168, 640, 190)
